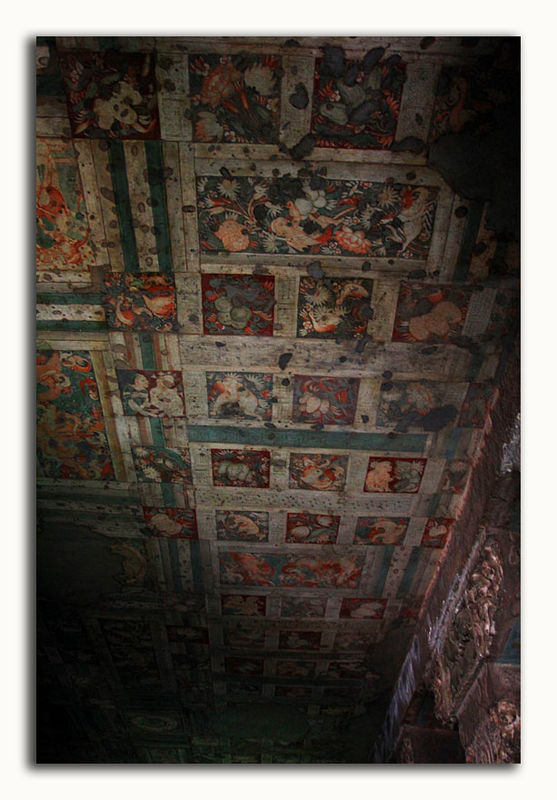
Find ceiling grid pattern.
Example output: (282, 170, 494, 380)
(36, 35, 519, 763)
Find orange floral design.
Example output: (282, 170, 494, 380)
(333, 225, 371, 254)
(215, 219, 250, 251)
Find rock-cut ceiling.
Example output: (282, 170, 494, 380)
(36, 35, 520, 763)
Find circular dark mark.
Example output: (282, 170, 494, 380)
(361, 261, 371, 272)
(381, 382, 393, 392)
(420, 36, 436, 50)
(361, 414, 369, 423)
(388, 259, 395, 265)
(406, 172, 416, 181)
(339, 356, 347, 363)
(455, 206, 468, 218)
(473, 241, 488, 256)
(382, 370, 392, 379)
(281, 378, 290, 386)
(215, 341, 226, 348)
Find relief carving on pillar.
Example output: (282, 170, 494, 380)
(465, 699, 520, 763)
(397, 735, 415, 763)
(433, 540, 504, 723)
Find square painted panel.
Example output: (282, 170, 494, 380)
(354, 516, 409, 545)
(224, 657, 264, 676)
(216, 510, 269, 542)
(223, 624, 266, 649)
(36, 140, 95, 274)
(278, 630, 322, 651)
(339, 598, 387, 619)
(333, 631, 376, 651)
(392, 283, 471, 343)
(117, 369, 185, 417)
(104, 273, 177, 332)
(58, 50, 159, 139)
(275, 686, 313, 698)
(327, 659, 369, 679)
(197, 175, 438, 258)
(221, 594, 267, 617)
(142, 507, 198, 539)
(311, 52, 406, 149)
(211, 449, 270, 488)
(276, 660, 316, 678)
(289, 453, 348, 492)
(420, 518, 453, 548)
(207, 372, 273, 421)
(292, 375, 360, 425)
(280, 596, 327, 618)
(297, 277, 373, 339)
(36, 350, 114, 480)
(189, 54, 282, 143)
(201, 274, 275, 336)
(286, 512, 340, 544)
(166, 625, 208, 645)
(363, 457, 426, 493)
(376, 380, 459, 431)
(132, 445, 192, 484)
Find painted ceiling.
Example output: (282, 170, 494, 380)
(35, 35, 520, 763)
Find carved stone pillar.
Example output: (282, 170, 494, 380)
(432, 539, 504, 725)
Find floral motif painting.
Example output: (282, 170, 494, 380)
(276, 660, 316, 678)
(297, 277, 374, 339)
(132, 445, 192, 484)
(392, 283, 471, 343)
(206, 372, 273, 420)
(117, 369, 185, 417)
(458, 383, 492, 428)
(224, 657, 264, 676)
(376, 380, 457, 431)
(292, 375, 360, 424)
(223, 624, 266, 649)
(142, 507, 198, 539)
(278, 630, 322, 651)
(219, 551, 363, 588)
(211, 449, 270, 488)
(104, 273, 177, 332)
(363, 457, 426, 493)
(216, 510, 269, 542)
(311, 52, 406, 149)
(339, 598, 387, 619)
(201, 274, 275, 336)
(285, 512, 340, 544)
(220, 594, 267, 617)
(280, 597, 327, 618)
(421, 518, 453, 548)
(189, 54, 281, 143)
(58, 50, 159, 139)
(36, 140, 95, 275)
(354, 516, 410, 545)
(197, 174, 438, 259)
(289, 453, 348, 492)
(36, 350, 114, 480)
